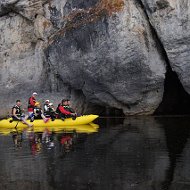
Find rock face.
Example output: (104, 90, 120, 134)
(0, 0, 53, 117)
(0, 0, 45, 20)
(0, 0, 189, 116)
(141, 0, 190, 94)
(0, 13, 44, 115)
(45, 0, 166, 115)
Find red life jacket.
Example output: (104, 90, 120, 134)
(28, 96, 36, 111)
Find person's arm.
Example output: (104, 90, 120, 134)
(59, 106, 71, 115)
(33, 108, 37, 116)
(41, 109, 44, 114)
(50, 107, 55, 112)
(13, 108, 20, 120)
(44, 105, 48, 112)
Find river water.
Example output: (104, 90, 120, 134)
(0, 116, 190, 190)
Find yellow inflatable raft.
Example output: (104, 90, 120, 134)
(0, 115, 99, 128)
(0, 123, 99, 135)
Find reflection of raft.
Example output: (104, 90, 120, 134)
(0, 123, 99, 135)
(0, 115, 99, 128)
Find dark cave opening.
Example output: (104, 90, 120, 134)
(85, 64, 190, 117)
(135, 0, 190, 115)
(154, 66, 190, 115)
(99, 106, 125, 117)
(84, 103, 125, 117)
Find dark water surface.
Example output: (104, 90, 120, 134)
(1, 117, 190, 190)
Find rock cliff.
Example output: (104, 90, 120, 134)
(0, 0, 189, 116)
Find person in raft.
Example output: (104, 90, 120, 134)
(12, 100, 33, 127)
(33, 102, 50, 123)
(65, 99, 77, 119)
(56, 99, 76, 120)
(27, 92, 37, 120)
(66, 99, 77, 114)
(43, 100, 50, 115)
(47, 102, 56, 121)
(43, 100, 56, 121)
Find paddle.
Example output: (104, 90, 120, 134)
(14, 120, 20, 129)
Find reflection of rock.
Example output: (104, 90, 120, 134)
(2, 117, 190, 189)
(0, 137, 50, 190)
(0, 180, 43, 190)
(124, 116, 169, 187)
(52, 117, 169, 189)
(152, 117, 190, 189)
(162, 118, 190, 189)
(124, 116, 165, 140)
(175, 138, 190, 183)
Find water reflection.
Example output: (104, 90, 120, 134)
(8, 124, 97, 156)
(157, 117, 190, 190)
(12, 131, 22, 148)
(28, 130, 43, 155)
(0, 117, 190, 189)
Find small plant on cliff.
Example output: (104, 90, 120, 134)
(48, 0, 124, 44)
(97, 0, 124, 15)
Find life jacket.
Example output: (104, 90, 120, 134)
(56, 104, 71, 117)
(63, 105, 69, 111)
(44, 103, 50, 115)
(61, 105, 70, 113)
(12, 105, 22, 117)
(34, 107, 42, 116)
(56, 104, 61, 114)
(65, 106, 75, 113)
(49, 107, 54, 113)
(28, 97, 36, 109)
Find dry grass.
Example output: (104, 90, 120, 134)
(98, 0, 125, 15)
(48, 0, 124, 44)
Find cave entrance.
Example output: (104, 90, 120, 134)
(84, 103, 125, 117)
(154, 67, 190, 115)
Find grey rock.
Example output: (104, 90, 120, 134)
(0, 0, 46, 20)
(0, 13, 44, 116)
(5, 0, 190, 116)
(45, 0, 166, 115)
(141, 0, 190, 94)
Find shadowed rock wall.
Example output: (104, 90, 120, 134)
(0, 0, 189, 116)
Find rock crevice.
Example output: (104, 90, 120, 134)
(139, 0, 190, 115)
